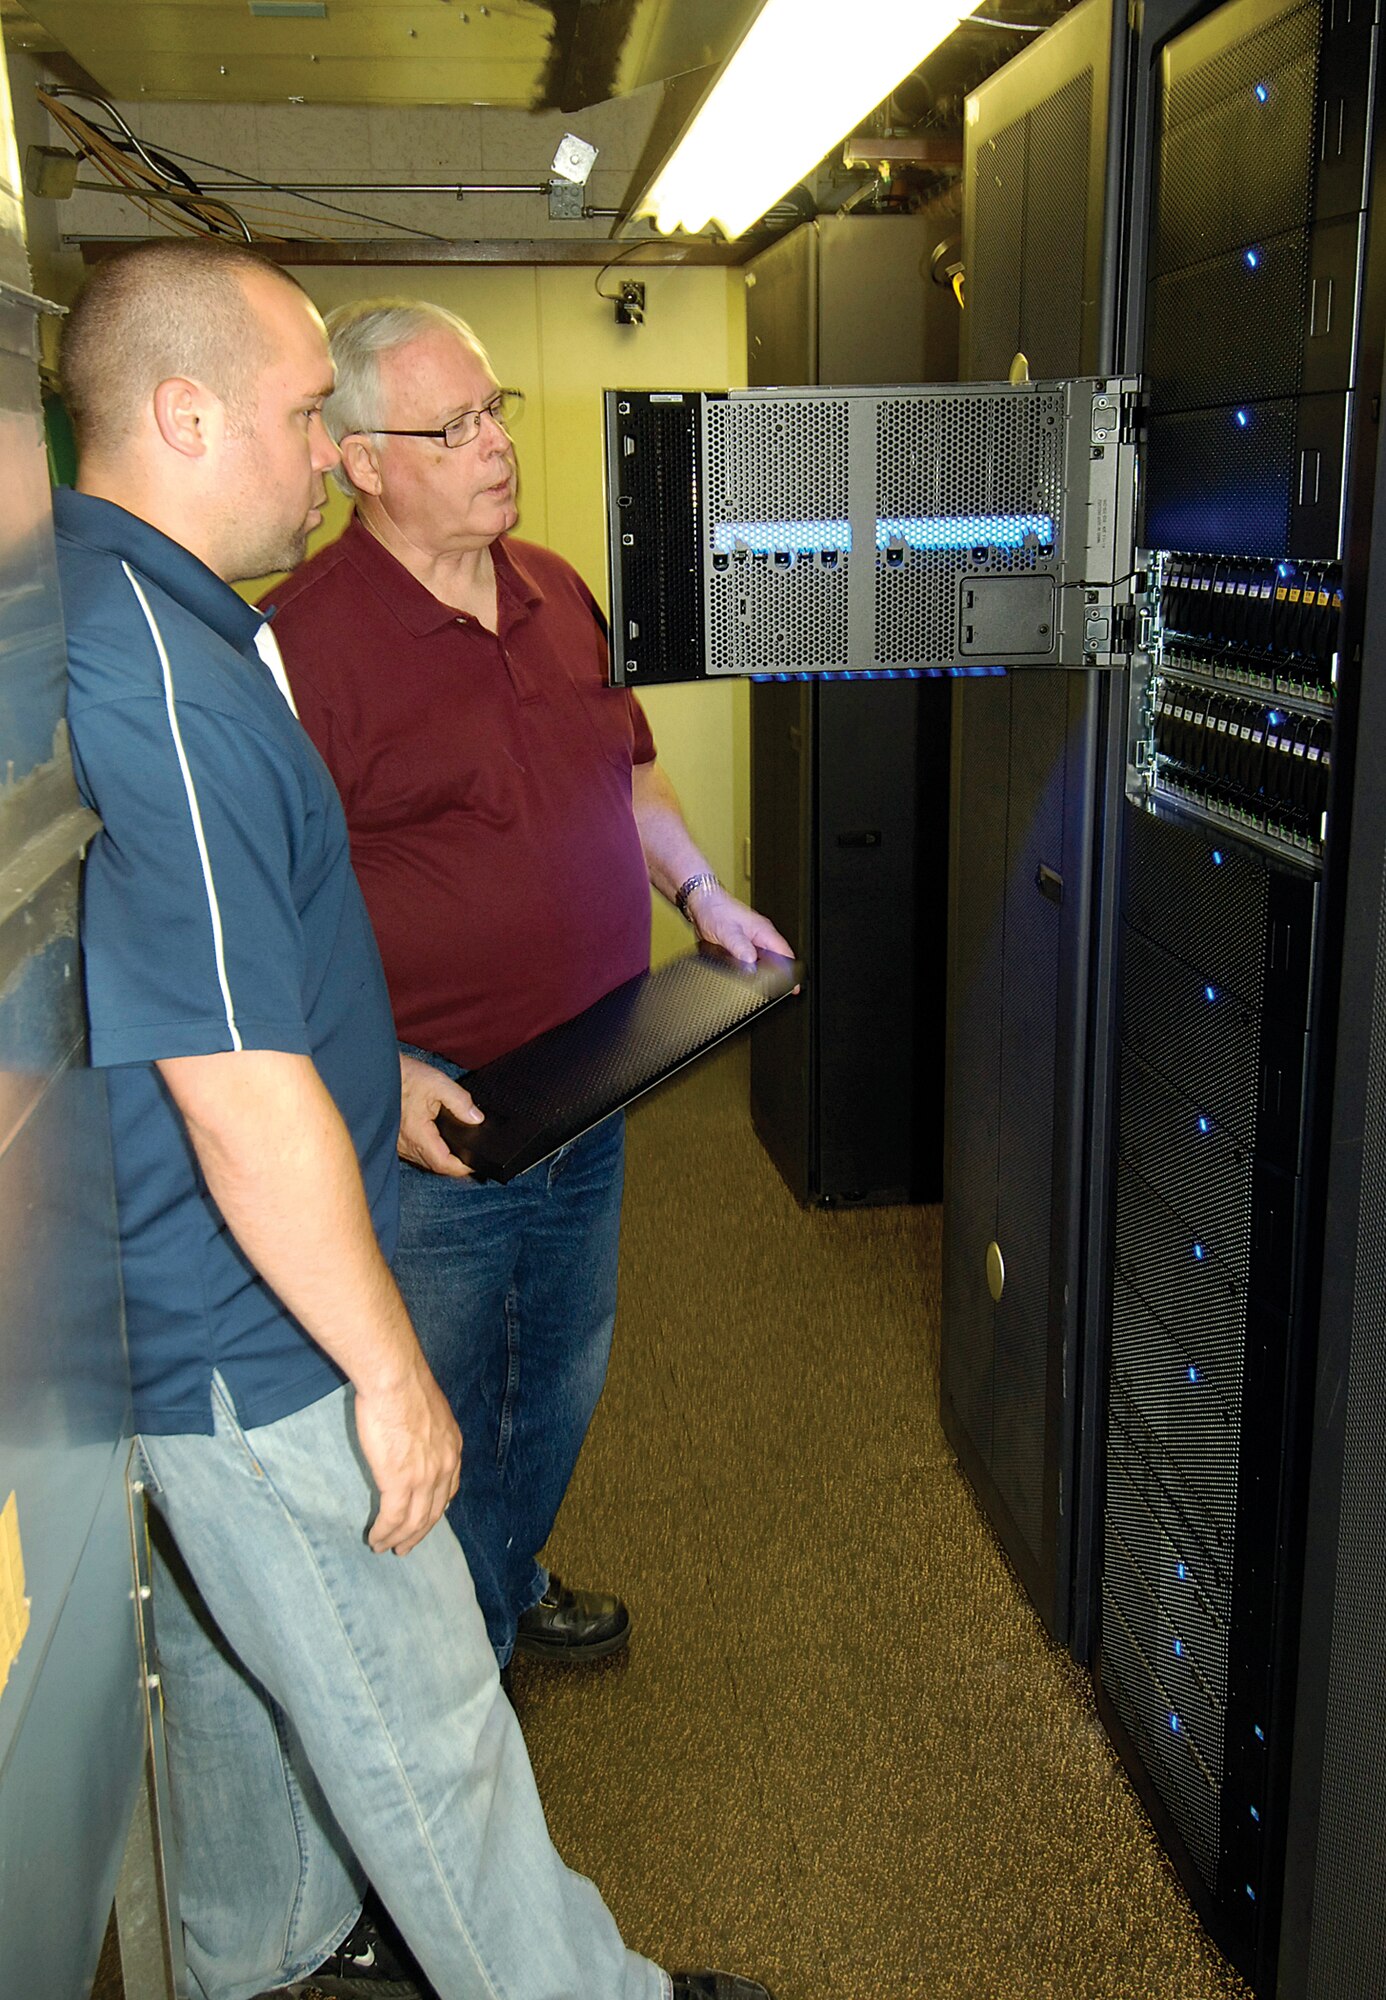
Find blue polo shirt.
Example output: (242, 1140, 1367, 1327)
(55, 489, 401, 1436)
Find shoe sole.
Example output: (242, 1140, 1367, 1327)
(511, 1615, 631, 1663)
(263, 1981, 421, 1999)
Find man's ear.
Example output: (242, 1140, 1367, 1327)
(152, 376, 220, 459)
(339, 433, 384, 497)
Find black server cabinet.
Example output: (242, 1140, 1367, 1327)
(1093, 0, 1381, 1990)
(1280, 403, 1386, 2000)
(940, 0, 1121, 1649)
(745, 213, 958, 1204)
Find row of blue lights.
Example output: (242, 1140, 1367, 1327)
(876, 512, 1054, 551)
(713, 518, 851, 554)
(711, 513, 1056, 556)
(1126, 429, 1272, 1878)
(747, 666, 1009, 682)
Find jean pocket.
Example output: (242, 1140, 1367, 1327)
(208, 1371, 267, 1480)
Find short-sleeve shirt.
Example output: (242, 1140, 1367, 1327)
(264, 517, 657, 1069)
(55, 489, 401, 1437)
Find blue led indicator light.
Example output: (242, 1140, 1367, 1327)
(1188, 1364, 1199, 1382)
(1255, 82, 1269, 102)
(1170, 1713, 1181, 1733)
(1236, 409, 1250, 427)
(1173, 1639, 1184, 1657)
(876, 512, 1055, 553)
(1250, 1805, 1261, 1822)
(1245, 248, 1260, 269)
(1255, 1725, 1266, 1742)
(711, 513, 1057, 557)
(1197, 1115, 1212, 1135)
(1267, 709, 1283, 726)
(1212, 848, 1224, 866)
(1177, 1561, 1188, 1581)
(1246, 1885, 1257, 1902)
(1204, 984, 1218, 1004)
(1192, 1243, 1207, 1262)
(1278, 561, 1293, 578)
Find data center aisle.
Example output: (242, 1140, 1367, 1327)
(515, 1041, 1252, 2000)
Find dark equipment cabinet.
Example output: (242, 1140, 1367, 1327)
(940, 0, 1121, 1650)
(936, 0, 1386, 1990)
(1091, 0, 1386, 1993)
(746, 212, 960, 1204)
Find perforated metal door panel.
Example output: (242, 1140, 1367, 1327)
(703, 386, 1064, 676)
(873, 391, 1064, 668)
(437, 948, 802, 1182)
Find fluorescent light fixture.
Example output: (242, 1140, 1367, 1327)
(644, 0, 965, 239)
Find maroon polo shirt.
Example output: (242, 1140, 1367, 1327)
(264, 514, 657, 1068)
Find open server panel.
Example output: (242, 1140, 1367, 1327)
(603, 379, 1140, 684)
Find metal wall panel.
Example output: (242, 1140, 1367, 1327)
(0, 45, 139, 1998)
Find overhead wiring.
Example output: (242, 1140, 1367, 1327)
(37, 88, 449, 243)
(41, 89, 256, 241)
(593, 239, 659, 302)
(120, 136, 452, 242)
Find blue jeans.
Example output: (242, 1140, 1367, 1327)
(395, 1046, 625, 1664)
(140, 1377, 666, 2000)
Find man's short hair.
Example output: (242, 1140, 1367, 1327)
(323, 299, 492, 494)
(61, 239, 305, 458)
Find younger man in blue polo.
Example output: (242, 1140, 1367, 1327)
(57, 238, 771, 2000)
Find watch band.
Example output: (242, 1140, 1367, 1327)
(675, 871, 721, 920)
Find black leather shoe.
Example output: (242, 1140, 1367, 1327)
(512, 1572, 631, 1661)
(254, 1902, 426, 1997)
(669, 1974, 776, 2000)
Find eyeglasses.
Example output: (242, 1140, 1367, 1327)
(368, 389, 524, 450)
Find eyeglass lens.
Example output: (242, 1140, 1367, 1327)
(446, 393, 520, 447)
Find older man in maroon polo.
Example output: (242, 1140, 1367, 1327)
(265, 298, 790, 1674)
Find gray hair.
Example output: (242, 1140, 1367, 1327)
(323, 298, 493, 495)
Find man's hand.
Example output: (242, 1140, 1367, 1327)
(399, 1052, 482, 1177)
(355, 1360, 462, 1556)
(688, 886, 794, 968)
(157, 1048, 461, 1557)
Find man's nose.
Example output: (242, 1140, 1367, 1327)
(311, 410, 341, 473)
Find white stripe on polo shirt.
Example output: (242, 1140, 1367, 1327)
(122, 561, 244, 1054)
(253, 620, 300, 717)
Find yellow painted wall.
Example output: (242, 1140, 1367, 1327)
(255, 262, 751, 966)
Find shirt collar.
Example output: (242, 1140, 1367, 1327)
(338, 511, 546, 636)
(52, 488, 269, 656)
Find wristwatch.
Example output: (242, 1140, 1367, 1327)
(675, 871, 721, 920)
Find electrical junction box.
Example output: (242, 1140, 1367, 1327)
(603, 378, 1142, 686)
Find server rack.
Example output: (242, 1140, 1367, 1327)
(940, 0, 1124, 1653)
(743, 213, 958, 1207)
(1093, 0, 1383, 1992)
(599, 5, 1386, 1987)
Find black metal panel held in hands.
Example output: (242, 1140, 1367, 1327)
(435, 947, 802, 1183)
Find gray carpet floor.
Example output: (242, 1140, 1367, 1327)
(513, 1040, 1254, 2000)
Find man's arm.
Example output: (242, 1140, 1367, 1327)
(158, 1047, 460, 1555)
(631, 757, 793, 964)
